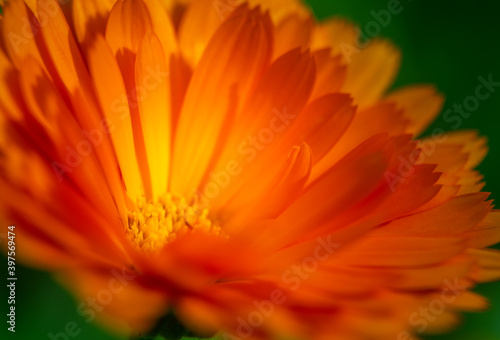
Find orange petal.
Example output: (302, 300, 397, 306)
(311, 49, 347, 100)
(37, 0, 128, 221)
(343, 39, 401, 107)
(452, 291, 489, 311)
(178, 0, 226, 66)
(312, 102, 408, 182)
(311, 18, 358, 58)
(385, 85, 445, 136)
(171, 6, 272, 196)
(105, 0, 153, 56)
(225, 143, 312, 231)
(465, 211, 500, 248)
(387, 256, 473, 290)
(104, 0, 160, 200)
(284, 93, 355, 165)
(443, 131, 488, 169)
(169, 53, 192, 127)
(273, 13, 312, 60)
(61, 268, 168, 335)
(0, 49, 23, 120)
(374, 164, 441, 221)
(373, 193, 491, 237)
(207, 48, 315, 213)
(254, 135, 392, 250)
(2, 0, 46, 71)
(17, 57, 119, 219)
(72, 0, 116, 46)
(87, 35, 143, 199)
(417, 142, 468, 173)
(339, 236, 466, 267)
(467, 248, 500, 282)
(0, 177, 129, 270)
(142, 0, 178, 56)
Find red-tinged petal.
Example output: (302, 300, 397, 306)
(36, 0, 126, 212)
(169, 53, 192, 127)
(413, 184, 460, 214)
(312, 102, 409, 181)
(286, 94, 355, 165)
(372, 193, 491, 237)
(207, 48, 315, 213)
(0, 178, 130, 270)
(0, 1, 498, 339)
(37, 0, 100, 126)
(219, 94, 354, 214)
(225, 143, 312, 230)
(417, 143, 468, 173)
(87, 35, 143, 200)
(375, 164, 441, 221)
(171, 6, 273, 196)
(17, 57, 121, 220)
(252, 136, 392, 250)
(311, 49, 347, 100)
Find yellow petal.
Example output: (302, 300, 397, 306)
(343, 39, 401, 107)
(385, 85, 444, 136)
(136, 33, 172, 199)
(273, 13, 312, 60)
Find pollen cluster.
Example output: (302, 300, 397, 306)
(126, 194, 221, 252)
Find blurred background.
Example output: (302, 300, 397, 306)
(2, 0, 500, 339)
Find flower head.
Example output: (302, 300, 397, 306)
(0, 0, 499, 339)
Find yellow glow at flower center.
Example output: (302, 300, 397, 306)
(126, 194, 221, 252)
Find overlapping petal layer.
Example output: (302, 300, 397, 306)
(0, 1, 499, 339)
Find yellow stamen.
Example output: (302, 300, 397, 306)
(126, 194, 221, 253)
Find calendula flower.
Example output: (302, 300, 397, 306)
(1, 0, 499, 339)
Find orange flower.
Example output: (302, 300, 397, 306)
(0, 0, 499, 339)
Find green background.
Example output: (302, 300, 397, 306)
(2, 0, 500, 339)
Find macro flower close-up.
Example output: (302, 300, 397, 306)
(0, 0, 500, 339)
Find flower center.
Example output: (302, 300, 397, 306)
(126, 194, 221, 252)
